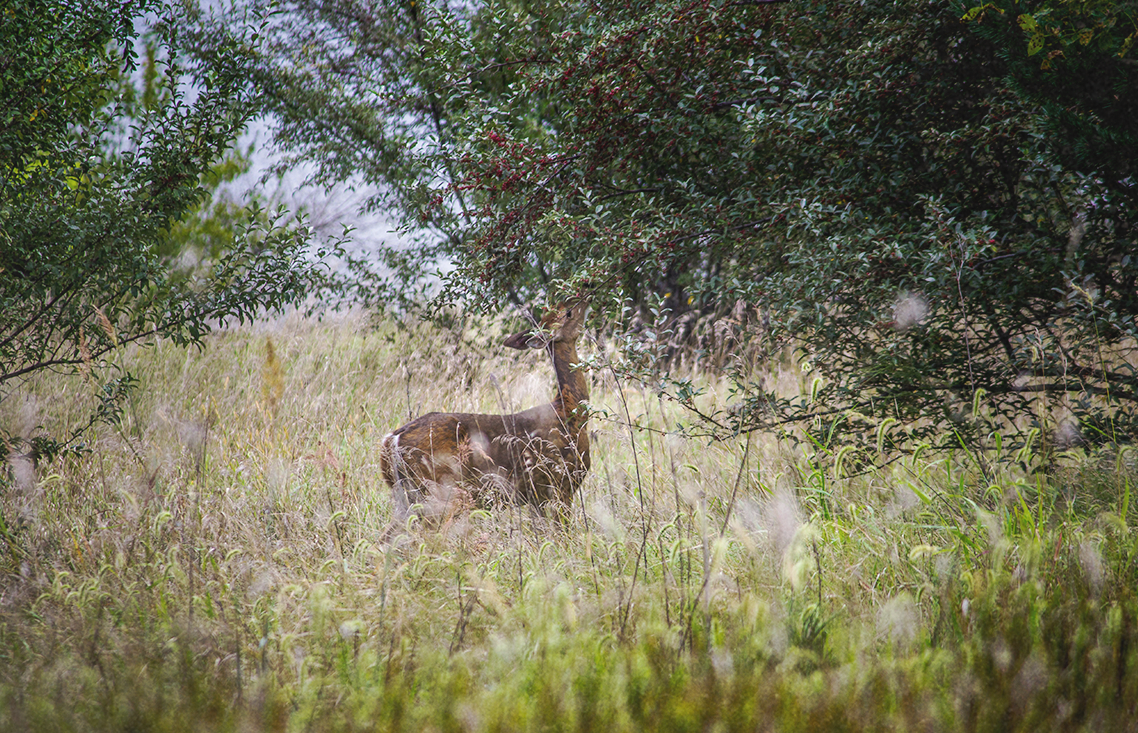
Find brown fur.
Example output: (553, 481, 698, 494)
(380, 303, 590, 532)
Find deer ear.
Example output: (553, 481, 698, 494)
(504, 327, 542, 350)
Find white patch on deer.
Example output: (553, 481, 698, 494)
(469, 430, 490, 456)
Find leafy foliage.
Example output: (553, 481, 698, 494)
(188, 0, 1138, 451)
(181, 0, 485, 311)
(965, 0, 1138, 180)
(0, 0, 341, 459)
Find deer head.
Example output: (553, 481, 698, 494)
(503, 300, 588, 350)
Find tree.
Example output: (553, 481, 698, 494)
(190, 0, 1138, 452)
(0, 0, 338, 462)
(966, 0, 1138, 184)
(182, 0, 592, 311)
(438, 0, 1138, 452)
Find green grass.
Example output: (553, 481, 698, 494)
(2, 312, 1137, 731)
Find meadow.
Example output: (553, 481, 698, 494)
(1, 312, 1136, 731)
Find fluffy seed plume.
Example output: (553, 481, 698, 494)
(892, 291, 929, 331)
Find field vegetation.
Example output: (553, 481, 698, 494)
(5, 1, 1138, 729)
(2, 313, 1136, 731)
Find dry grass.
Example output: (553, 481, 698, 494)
(1, 311, 1136, 731)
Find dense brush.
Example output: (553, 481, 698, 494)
(1, 312, 1136, 732)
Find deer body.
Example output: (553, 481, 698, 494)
(379, 304, 589, 526)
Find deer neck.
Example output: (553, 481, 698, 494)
(549, 339, 588, 429)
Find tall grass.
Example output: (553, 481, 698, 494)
(2, 312, 1136, 731)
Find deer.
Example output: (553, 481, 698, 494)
(379, 301, 590, 533)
